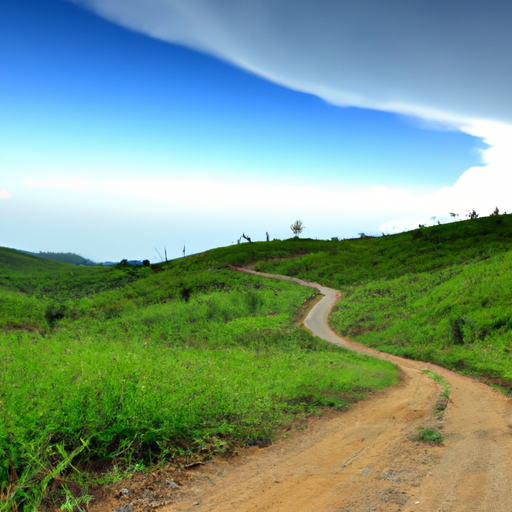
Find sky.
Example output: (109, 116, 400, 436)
(1, 0, 511, 262)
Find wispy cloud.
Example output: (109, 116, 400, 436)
(67, 0, 512, 226)
(69, 1, 512, 124)
(0, 190, 11, 200)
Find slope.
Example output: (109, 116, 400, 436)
(0, 247, 397, 511)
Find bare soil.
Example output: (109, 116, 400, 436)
(91, 271, 512, 512)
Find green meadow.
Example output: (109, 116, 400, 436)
(0, 247, 397, 511)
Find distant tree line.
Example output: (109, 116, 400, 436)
(22, 251, 96, 266)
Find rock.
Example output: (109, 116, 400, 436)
(120, 488, 130, 496)
(167, 480, 179, 489)
(112, 504, 133, 512)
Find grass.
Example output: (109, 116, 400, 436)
(254, 214, 512, 287)
(0, 248, 398, 511)
(423, 370, 450, 414)
(416, 427, 444, 445)
(329, 249, 512, 381)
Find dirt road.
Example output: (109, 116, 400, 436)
(154, 270, 512, 512)
(94, 270, 512, 512)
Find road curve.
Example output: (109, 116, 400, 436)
(230, 265, 350, 348)
(153, 268, 512, 512)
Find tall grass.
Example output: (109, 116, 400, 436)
(330, 249, 512, 380)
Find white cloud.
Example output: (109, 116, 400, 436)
(66, 0, 512, 232)
(0, 190, 11, 199)
(69, 1, 512, 124)
(25, 164, 509, 243)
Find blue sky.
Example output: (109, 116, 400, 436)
(1, 0, 510, 262)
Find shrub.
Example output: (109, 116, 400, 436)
(416, 427, 444, 444)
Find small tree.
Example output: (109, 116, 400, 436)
(290, 220, 305, 237)
(491, 206, 500, 216)
(467, 210, 479, 219)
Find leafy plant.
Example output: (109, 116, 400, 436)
(416, 427, 444, 444)
(59, 485, 91, 512)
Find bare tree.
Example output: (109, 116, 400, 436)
(154, 247, 164, 262)
(290, 220, 305, 237)
(241, 233, 252, 243)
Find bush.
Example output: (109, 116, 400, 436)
(416, 427, 444, 444)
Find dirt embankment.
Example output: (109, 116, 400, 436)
(94, 270, 512, 512)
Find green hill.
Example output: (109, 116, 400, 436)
(0, 244, 396, 511)
(18, 250, 96, 266)
(254, 213, 512, 383)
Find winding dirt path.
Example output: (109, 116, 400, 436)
(111, 270, 512, 512)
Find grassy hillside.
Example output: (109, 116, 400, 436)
(255, 214, 512, 286)
(0, 246, 397, 511)
(0, 247, 145, 299)
(330, 248, 512, 381)
(5, 213, 511, 510)
(253, 214, 512, 383)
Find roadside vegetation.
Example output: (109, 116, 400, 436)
(416, 427, 444, 445)
(423, 370, 450, 415)
(0, 247, 397, 511)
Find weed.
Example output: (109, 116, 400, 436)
(416, 427, 444, 444)
(58, 485, 91, 512)
(422, 370, 450, 414)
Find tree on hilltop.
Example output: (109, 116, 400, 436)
(291, 220, 305, 237)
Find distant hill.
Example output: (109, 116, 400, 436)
(19, 250, 96, 266)
(0, 246, 65, 275)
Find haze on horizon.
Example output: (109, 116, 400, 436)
(1, 0, 511, 262)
